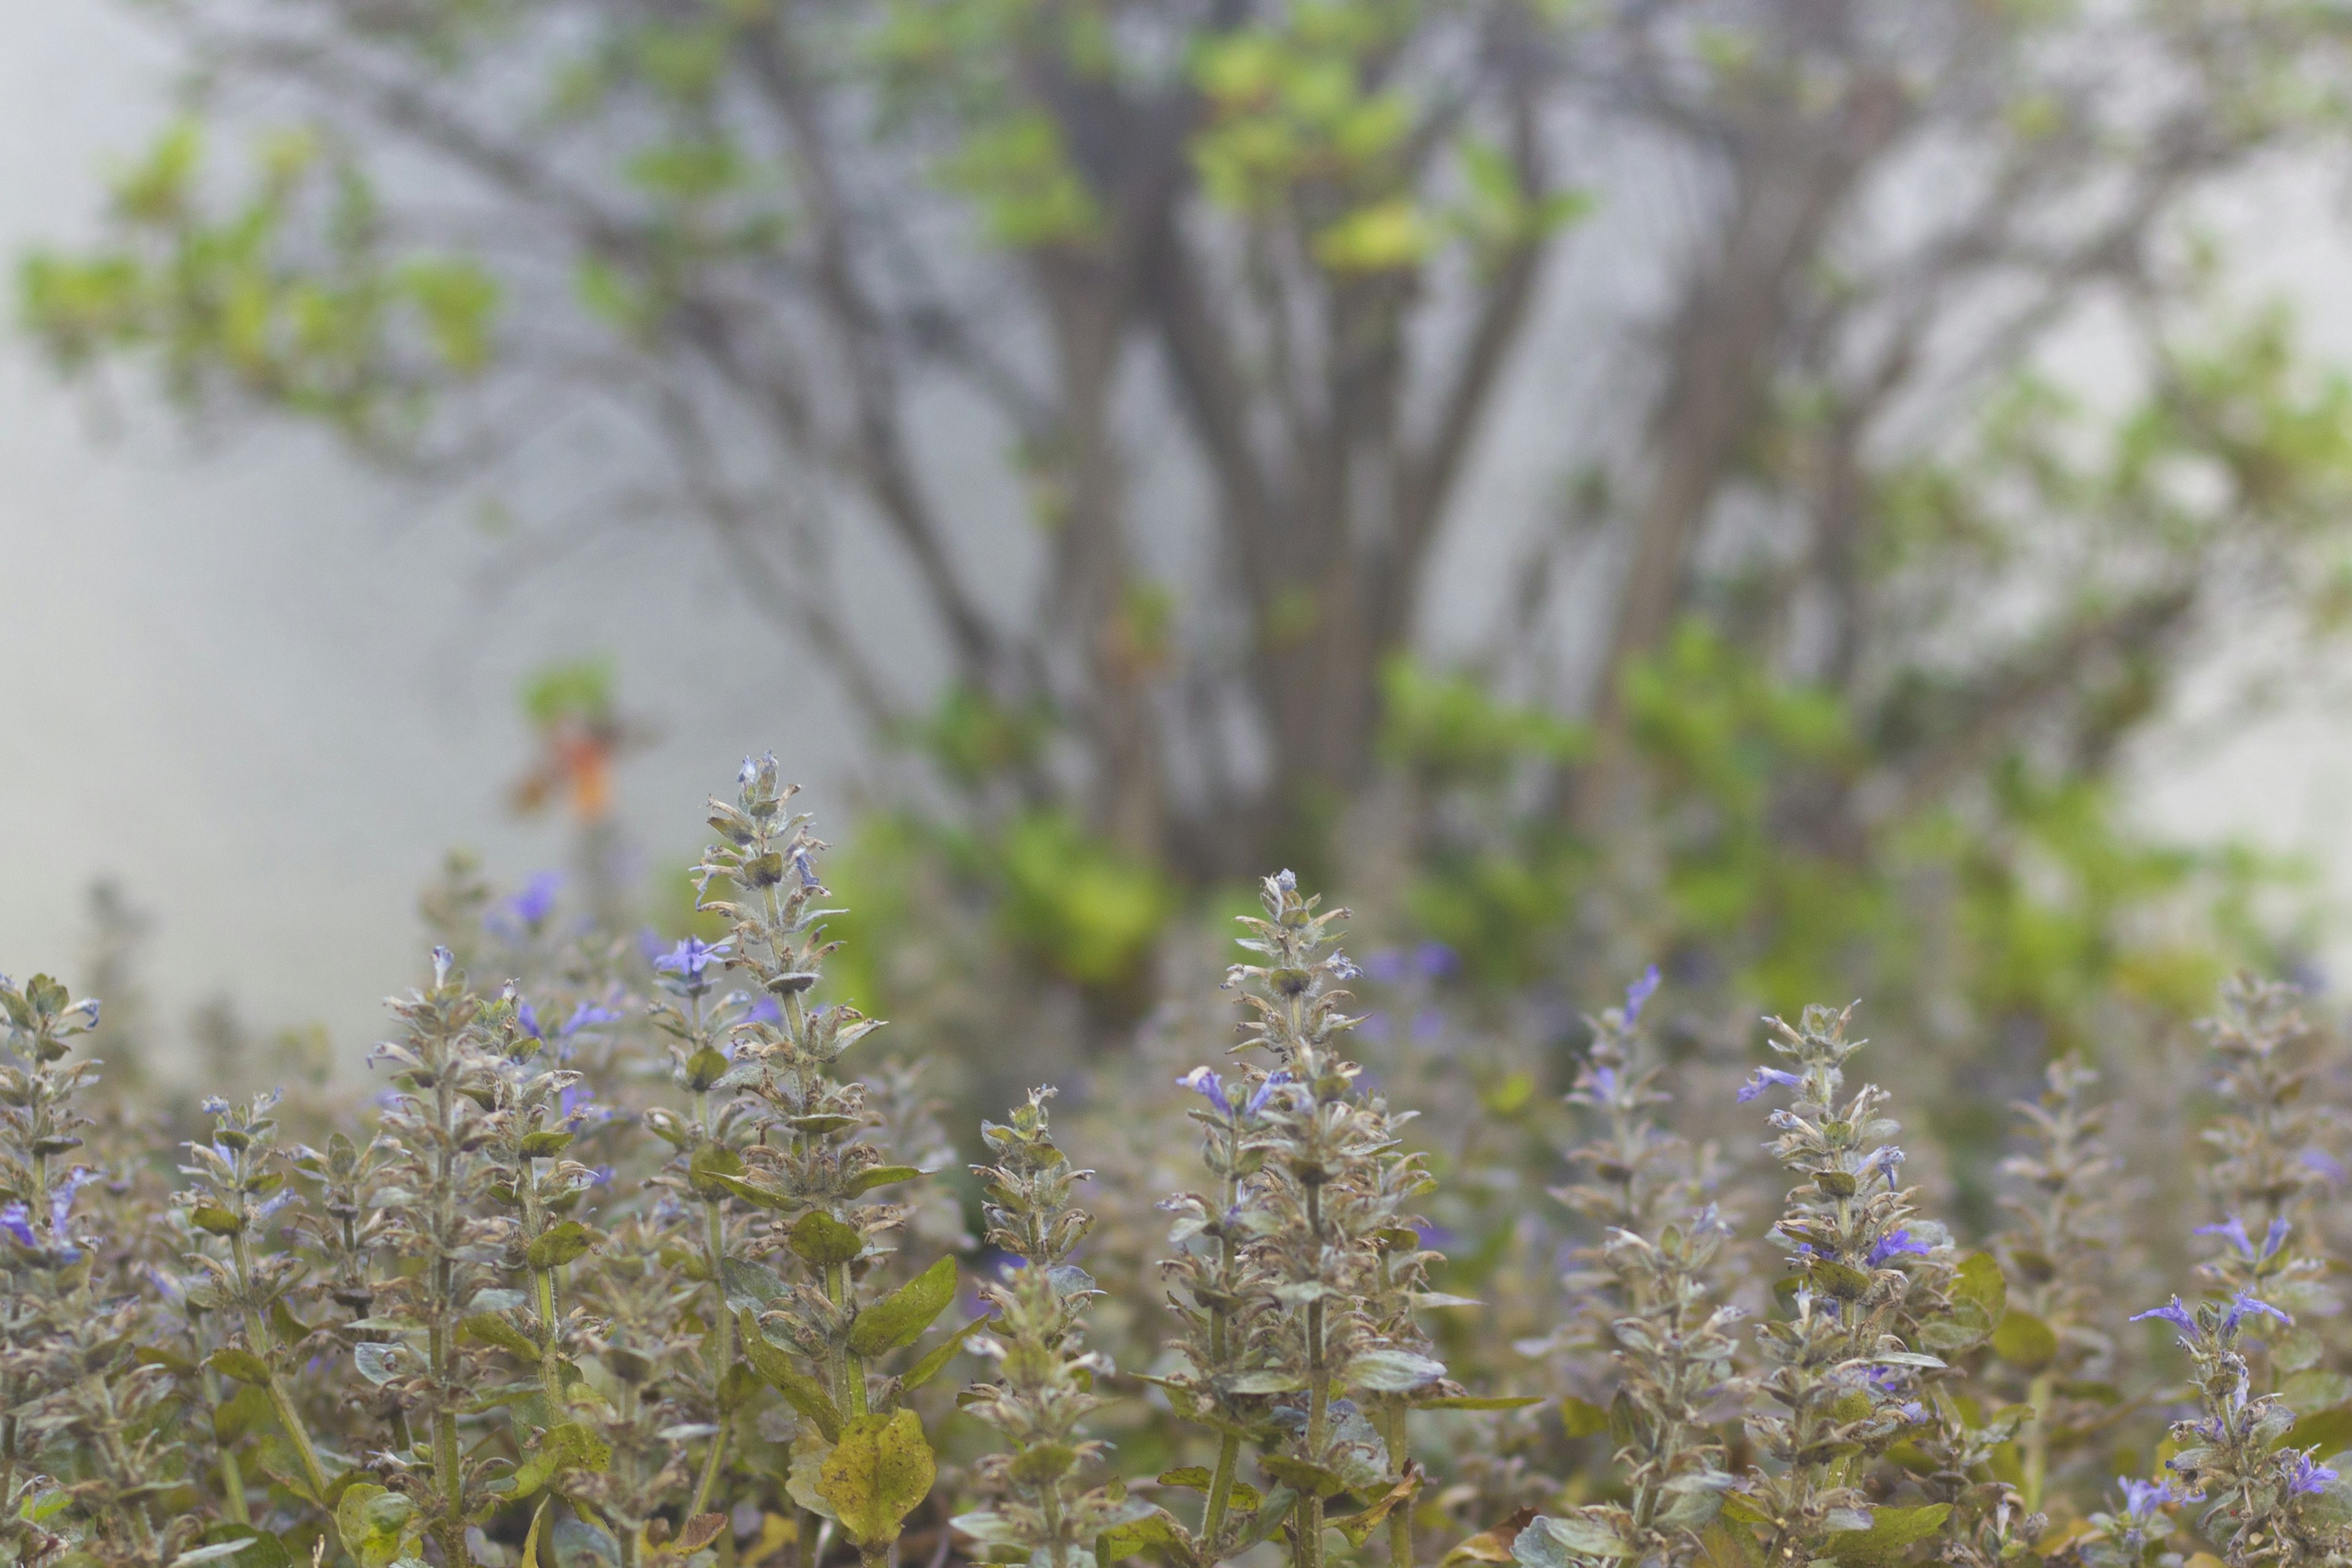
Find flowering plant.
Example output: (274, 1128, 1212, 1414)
(1, 760, 2348, 1568)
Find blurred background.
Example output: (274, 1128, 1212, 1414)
(15, 0, 2352, 1200)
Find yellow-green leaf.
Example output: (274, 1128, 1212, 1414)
(1991, 1311, 2058, 1371)
(736, 1309, 842, 1441)
(335, 1483, 421, 1568)
(790, 1210, 864, 1267)
(848, 1256, 957, 1356)
(1826, 1504, 1951, 1567)
(816, 1409, 936, 1547)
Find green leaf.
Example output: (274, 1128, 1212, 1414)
(1258, 1455, 1351, 1499)
(1156, 1468, 1262, 1510)
(788, 1427, 838, 1521)
(703, 1171, 795, 1209)
(521, 1130, 573, 1158)
(844, 1165, 923, 1198)
(213, 1383, 274, 1445)
(685, 1046, 732, 1090)
(135, 1344, 197, 1376)
(2283, 1403, 2352, 1456)
(197, 1528, 289, 1568)
(1951, 1253, 2007, 1321)
(1344, 1348, 1447, 1393)
(190, 1204, 244, 1236)
(1825, 1504, 1951, 1567)
(1336, 1468, 1421, 1548)
(1560, 1396, 1610, 1438)
(462, 1313, 543, 1362)
(736, 1309, 842, 1441)
(519, 1501, 549, 1568)
(511, 1421, 613, 1499)
(816, 1409, 936, 1547)
(1100, 1509, 1187, 1562)
(721, 1256, 790, 1314)
(1422, 1395, 1545, 1411)
(526, 1221, 597, 1270)
(790, 1210, 864, 1268)
(335, 1483, 421, 1568)
(208, 1348, 273, 1385)
(688, 1142, 748, 1201)
(1515, 1513, 1629, 1566)
(848, 1256, 957, 1356)
(1991, 1311, 2059, 1371)
(902, 1315, 990, 1390)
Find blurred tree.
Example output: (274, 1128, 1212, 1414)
(23, 0, 2352, 1023)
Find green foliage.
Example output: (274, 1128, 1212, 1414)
(1378, 655, 1586, 786)
(20, 123, 499, 444)
(993, 810, 1174, 989)
(519, 655, 616, 728)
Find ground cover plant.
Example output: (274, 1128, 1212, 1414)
(4, 756, 2351, 1568)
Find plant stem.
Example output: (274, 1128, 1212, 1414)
(1378, 1400, 1410, 1568)
(1200, 1119, 1243, 1559)
(1203, 1433, 1242, 1559)
(1300, 1183, 1329, 1568)
(231, 1231, 333, 1502)
(431, 1067, 467, 1564)
(218, 1447, 251, 1526)
(693, 1130, 734, 1513)
(2022, 1369, 2054, 1513)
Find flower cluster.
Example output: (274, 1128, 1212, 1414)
(952, 1088, 1148, 1568)
(2, 754, 2351, 1568)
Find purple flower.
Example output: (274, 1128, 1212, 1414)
(432, 945, 456, 986)
(1896, 1401, 1928, 1423)
(2286, 1450, 2339, 1496)
(739, 754, 763, 785)
(50, 1167, 99, 1234)
(1246, 1071, 1294, 1118)
(2132, 1296, 2198, 1335)
(562, 1003, 621, 1038)
(254, 1189, 296, 1225)
(1274, 869, 1297, 895)
(1586, 1064, 1620, 1100)
(1178, 1067, 1235, 1119)
(2118, 1479, 2181, 1522)
(1738, 1066, 1803, 1104)
(1414, 942, 1460, 980)
(747, 997, 782, 1025)
(793, 848, 821, 889)
(1860, 1145, 1906, 1183)
(2301, 1148, 2345, 1185)
(562, 1084, 616, 1128)
(2223, 1294, 2291, 1335)
(655, 936, 731, 987)
(0, 1204, 34, 1248)
(517, 1001, 545, 1040)
(503, 872, 564, 930)
(1365, 950, 1408, 986)
(2196, 1216, 2256, 1258)
(1412, 1008, 1445, 1042)
(1869, 1229, 1931, 1267)
(1624, 965, 1661, 1024)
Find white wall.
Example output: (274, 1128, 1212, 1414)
(3, 5, 2349, 1066)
